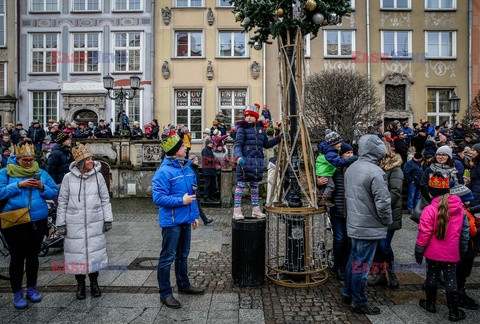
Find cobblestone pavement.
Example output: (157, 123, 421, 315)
(0, 198, 478, 323)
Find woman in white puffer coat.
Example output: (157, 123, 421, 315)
(56, 143, 113, 300)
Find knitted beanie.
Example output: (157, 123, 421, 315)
(472, 143, 480, 154)
(325, 129, 342, 146)
(340, 142, 353, 154)
(435, 145, 452, 159)
(161, 134, 183, 156)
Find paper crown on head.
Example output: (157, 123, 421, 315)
(244, 105, 260, 120)
(161, 134, 183, 156)
(428, 173, 450, 189)
(15, 142, 35, 158)
(72, 143, 92, 164)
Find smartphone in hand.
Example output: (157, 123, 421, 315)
(32, 173, 41, 180)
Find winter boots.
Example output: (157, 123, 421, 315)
(13, 289, 27, 309)
(318, 195, 335, 208)
(458, 288, 480, 310)
(367, 273, 387, 287)
(419, 286, 437, 313)
(387, 265, 399, 290)
(446, 292, 466, 322)
(89, 272, 101, 298)
(251, 206, 266, 218)
(75, 274, 86, 300)
(232, 207, 244, 220)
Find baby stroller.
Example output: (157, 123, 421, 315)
(38, 202, 64, 257)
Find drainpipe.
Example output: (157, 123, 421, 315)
(366, 0, 372, 124)
(468, 0, 473, 119)
(262, 44, 266, 110)
(15, 0, 19, 123)
(151, 0, 155, 126)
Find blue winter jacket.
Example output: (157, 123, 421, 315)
(403, 159, 423, 185)
(0, 156, 58, 221)
(453, 154, 465, 184)
(234, 121, 281, 181)
(317, 141, 358, 168)
(152, 157, 200, 228)
(468, 163, 480, 206)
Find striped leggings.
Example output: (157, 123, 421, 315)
(234, 181, 259, 208)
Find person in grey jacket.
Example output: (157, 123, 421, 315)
(342, 134, 392, 315)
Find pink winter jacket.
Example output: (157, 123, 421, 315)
(416, 195, 464, 263)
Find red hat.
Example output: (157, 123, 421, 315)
(244, 105, 259, 120)
(254, 103, 260, 109)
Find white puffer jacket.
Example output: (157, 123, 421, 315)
(56, 161, 113, 273)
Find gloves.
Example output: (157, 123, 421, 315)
(57, 225, 66, 236)
(346, 156, 358, 164)
(414, 244, 425, 265)
(280, 132, 287, 138)
(237, 157, 244, 165)
(104, 221, 112, 233)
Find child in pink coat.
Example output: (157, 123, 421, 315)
(415, 172, 469, 322)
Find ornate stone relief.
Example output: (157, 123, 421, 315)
(162, 61, 170, 79)
(0, 50, 8, 61)
(121, 18, 136, 26)
(206, 61, 214, 80)
(207, 7, 215, 25)
(86, 142, 117, 161)
(79, 19, 94, 27)
(380, 73, 414, 118)
(425, 61, 456, 78)
(251, 61, 260, 79)
(161, 7, 172, 26)
(322, 60, 356, 71)
(62, 94, 106, 121)
(142, 144, 163, 163)
(381, 12, 411, 28)
(381, 61, 412, 78)
(425, 12, 455, 27)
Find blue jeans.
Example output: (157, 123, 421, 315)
(373, 230, 395, 265)
(331, 216, 351, 273)
(342, 238, 378, 307)
(407, 182, 421, 211)
(157, 224, 192, 298)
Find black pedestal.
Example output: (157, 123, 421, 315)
(231, 218, 266, 287)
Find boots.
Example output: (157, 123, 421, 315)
(386, 263, 399, 289)
(252, 206, 266, 219)
(367, 272, 387, 286)
(419, 285, 437, 313)
(13, 289, 27, 309)
(232, 207, 244, 220)
(26, 286, 42, 303)
(446, 292, 466, 322)
(89, 272, 101, 298)
(75, 274, 86, 300)
(318, 195, 335, 208)
(458, 288, 480, 310)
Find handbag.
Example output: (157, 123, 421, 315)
(0, 189, 32, 230)
(411, 195, 429, 224)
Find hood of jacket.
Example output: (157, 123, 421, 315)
(69, 161, 102, 178)
(6, 154, 18, 166)
(162, 157, 193, 169)
(238, 120, 265, 129)
(358, 135, 386, 164)
(318, 141, 339, 155)
(52, 143, 71, 154)
(380, 152, 403, 171)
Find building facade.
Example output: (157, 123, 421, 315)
(0, 0, 18, 126)
(17, 0, 154, 130)
(472, 0, 480, 103)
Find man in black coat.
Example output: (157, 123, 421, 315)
(45, 133, 74, 184)
(11, 122, 23, 145)
(94, 120, 113, 138)
(201, 139, 217, 202)
(27, 120, 46, 151)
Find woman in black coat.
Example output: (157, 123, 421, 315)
(201, 139, 217, 202)
(45, 133, 74, 185)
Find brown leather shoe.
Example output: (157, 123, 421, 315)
(160, 295, 181, 309)
(178, 286, 205, 295)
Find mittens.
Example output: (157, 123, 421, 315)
(57, 225, 67, 236)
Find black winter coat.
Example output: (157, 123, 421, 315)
(27, 126, 46, 145)
(46, 144, 74, 184)
(234, 121, 281, 181)
(330, 166, 346, 218)
(201, 146, 217, 177)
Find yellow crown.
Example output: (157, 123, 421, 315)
(14, 143, 35, 158)
(72, 143, 92, 164)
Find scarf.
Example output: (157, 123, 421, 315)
(7, 161, 40, 178)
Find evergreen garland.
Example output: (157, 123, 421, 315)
(231, 0, 352, 46)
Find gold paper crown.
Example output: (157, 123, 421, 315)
(72, 143, 92, 164)
(428, 175, 450, 189)
(14, 142, 35, 158)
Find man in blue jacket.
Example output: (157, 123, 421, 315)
(152, 134, 204, 309)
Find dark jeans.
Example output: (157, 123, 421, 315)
(197, 201, 208, 223)
(342, 238, 378, 307)
(330, 216, 351, 273)
(1, 218, 47, 292)
(157, 224, 192, 298)
(204, 175, 216, 200)
(425, 259, 457, 292)
(456, 254, 475, 291)
(373, 229, 395, 267)
(407, 182, 421, 211)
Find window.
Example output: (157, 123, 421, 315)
(72, 33, 100, 73)
(113, 32, 141, 72)
(0, 63, 5, 95)
(324, 30, 355, 57)
(176, 0, 203, 7)
(219, 89, 247, 129)
(381, 0, 410, 9)
(72, 0, 100, 11)
(427, 88, 453, 125)
(425, 31, 456, 58)
(381, 31, 411, 58)
(31, 0, 59, 11)
(175, 32, 203, 58)
(349, 0, 355, 10)
(425, 0, 455, 10)
(175, 89, 202, 140)
(32, 91, 58, 126)
(0, 0, 5, 47)
(31, 33, 58, 73)
(114, 0, 141, 11)
(305, 34, 311, 58)
(218, 0, 232, 7)
(113, 90, 141, 129)
(219, 32, 246, 57)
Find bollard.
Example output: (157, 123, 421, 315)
(231, 218, 266, 287)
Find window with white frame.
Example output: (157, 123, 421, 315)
(32, 91, 58, 126)
(175, 31, 203, 57)
(31, 33, 58, 73)
(0, 0, 5, 47)
(114, 0, 141, 11)
(72, 0, 100, 11)
(175, 89, 203, 140)
(0, 63, 5, 95)
(427, 88, 453, 126)
(72, 33, 100, 73)
(381, 0, 410, 9)
(113, 90, 141, 128)
(381, 31, 411, 58)
(425, 0, 455, 10)
(218, 0, 232, 7)
(31, 0, 59, 11)
(176, 0, 203, 7)
(219, 31, 246, 57)
(425, 31, 456, 58)
(219, 89, 247, 129)
(304, 34, 311, 58)
(324, 30, 355, 57)
(113, 32, 141, 72)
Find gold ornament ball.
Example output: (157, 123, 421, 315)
(276, 8, 284, 17)
(234, 12, 242, 22)
(305, 0, 317, 11)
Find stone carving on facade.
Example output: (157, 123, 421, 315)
(381, 12, 411, 27)
(251, 61, 260, 79)
(0, 50, 8, 61)
(79, 19, 94, 27)
(85, 142, 117, 162)
(322, 60, 356, 71)
(207, 7, 215, 25)
(161, 7, 172, 25)
(143, 144, 163, 163)
(425, 12, 455, 27)
(121, 18, 136, 26)
(38, 19, 53, 27)
(380, 73, 414, 118)
(162, 61, 170, 79)
(425, 61, 456, 78)
(206, 61, 214, 80)
(55, 18, 75, 27)
(381, 61, 413, 78)
(63, 94, 106, 121)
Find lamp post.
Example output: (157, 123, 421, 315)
(103, 75, 140, 132)
(449, 92, 460, 127)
